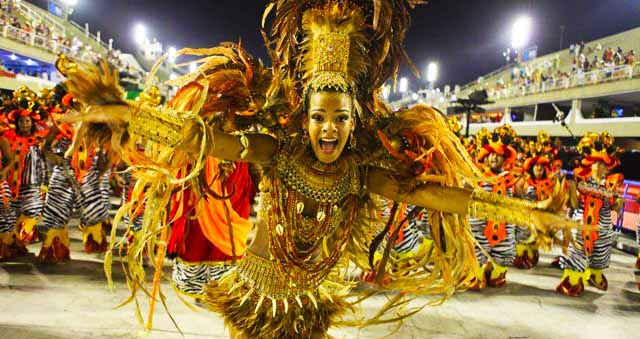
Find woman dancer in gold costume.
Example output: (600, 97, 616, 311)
(58, 1, 576, 337)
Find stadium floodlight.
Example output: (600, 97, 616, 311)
(426, 62, 438, 83)
(399, 77, 408, 93)
(511, 16, 532, 49)
(189, 62, 198, 73)
(168, 46, 177, 63)
(133, 24, 148, 46)
(62, 0, 78, 6)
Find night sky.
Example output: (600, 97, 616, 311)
(36, 0, 640, 88)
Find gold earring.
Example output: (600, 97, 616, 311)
(349, 133, 356, 150)
(302, 130, 309, 145)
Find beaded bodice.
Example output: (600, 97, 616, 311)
(254, 149, 362, 293)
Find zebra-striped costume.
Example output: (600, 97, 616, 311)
(469, 172, 516, 267)
(41, 138, 110, 231)
(379, 200, 431, 258)
(17, 145, 46, 219)
(0, 181, 17, 233)
(515, 185, 538, 245)
(172, 259, 232, 296)
(0, 145, 45, 233)
(560, 176, 618, 272)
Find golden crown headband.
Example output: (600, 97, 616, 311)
(299, 4, 367, 97)
(307, 33, 351, 92)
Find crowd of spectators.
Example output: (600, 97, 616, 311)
(0, 4, 101, 63)
(476, 39, 638, 100)
(571, 41, 636, 73)
(0, 0, 145, 84)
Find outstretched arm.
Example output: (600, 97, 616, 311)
(179, 117, 278, 164)
(367, 167, 576, 230)
(68, 98, 279, 165)
(367, 167, 471, 214)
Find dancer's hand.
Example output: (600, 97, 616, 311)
(537, 178, 569, 213)
(530, 209, 583, 232)
(63, 105, 131, 159)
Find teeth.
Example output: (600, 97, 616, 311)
(321, 138, 337, 143)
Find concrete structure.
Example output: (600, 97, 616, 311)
(1, 226, 640, 339)
(392, 27, 640, 138)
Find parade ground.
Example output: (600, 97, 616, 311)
(1, 227, 639, 339)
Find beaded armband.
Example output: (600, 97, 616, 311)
(467, 188, 542, 227)
(127, 100, 185, 147)
(233, 131, 250, 159)
(576, 181, 617, 200)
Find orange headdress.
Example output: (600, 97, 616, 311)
(7, 85, 42, 124)
(476, 124, 517, 164)
(577, 131, 620, 169)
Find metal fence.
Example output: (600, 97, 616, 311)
(487, 64, 638, 100)
(1, 24, 96, 63)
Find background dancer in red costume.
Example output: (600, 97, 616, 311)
(469, 125, 519, 289)
(0, 86, 47, 261)
(38, 83, 112, 263)
(557, 132, 624, 297)
(514, 132, 559, 269)
(168, 158, 257, 296)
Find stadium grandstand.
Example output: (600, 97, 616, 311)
(0, 0, 178, 101)
(392, 25, 640, 251)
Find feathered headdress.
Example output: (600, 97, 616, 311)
(38, 87, 54, 107)
(476, 124, 517, 164)
(577, 131, 620, 169)
(263, 0, 426, 126)
(523, 141, 552, 174)
(7, 85, 42, 123)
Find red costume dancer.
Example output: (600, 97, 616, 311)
(557, 132, 624, 297)
(0, 87, 48, 261)
(38, 84, 111, 263)
(513, 132, 558, 269)
(168, 159, 256, 296)
(469, 125, 519, 288)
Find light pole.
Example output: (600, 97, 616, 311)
(426, 62, 438, 90)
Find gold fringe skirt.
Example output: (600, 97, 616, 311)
(202, 252, 354, 338)
(203, 268, 353, 338)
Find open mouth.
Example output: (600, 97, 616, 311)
(319, 138, 338, 154)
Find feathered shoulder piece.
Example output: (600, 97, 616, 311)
(166, 42, 278, 131)
(374, 105, 482, 189)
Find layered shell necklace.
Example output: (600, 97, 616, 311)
(266, 149, 361, 291)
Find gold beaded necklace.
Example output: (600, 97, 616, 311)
(265, 150, 361, 291)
